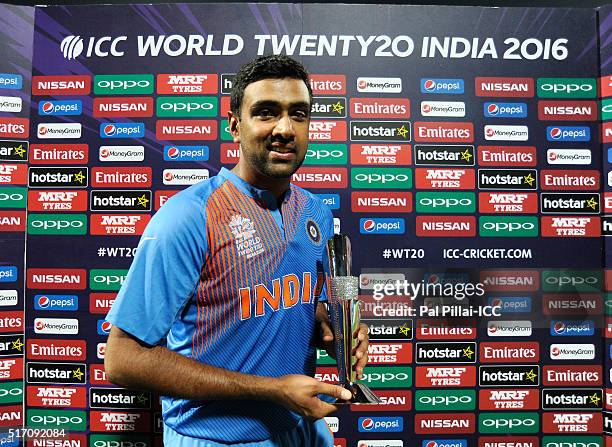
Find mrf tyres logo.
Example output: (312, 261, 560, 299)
(416, 342, 476, 364)
(350, 121, 410, 142)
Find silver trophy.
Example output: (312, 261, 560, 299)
(325, 234, 381, 404)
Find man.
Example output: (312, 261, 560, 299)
(105, 55, 369, 447)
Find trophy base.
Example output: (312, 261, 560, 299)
(336, 383, 382, 404)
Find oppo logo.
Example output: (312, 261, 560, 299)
(354, 173, 410, 184)
(482, 418, 536, 428)
(93, 275, 125, 286)
(418, 197, 472, 208)
(601, 104, 612, 113)
(93, 441, 148, 447)
(306, 149, 344, 159)
(30, 414, 84, 425)
(96, 79, 150, 90)
(482, 221, 535, 232)
(0, 192, 23, 201)
(418, 395, 472, 406)
(30, 219, 84, 230)
(0, 387, 21, 397)
(541, 83, 593, 94)
(160, 101, 214, 112)
(546, 443, 599, 447)
(545, 276, 598, 285)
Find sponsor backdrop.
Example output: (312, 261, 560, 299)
(0, 1, 610, 446)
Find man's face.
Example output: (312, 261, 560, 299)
(229, 77, 311, 182)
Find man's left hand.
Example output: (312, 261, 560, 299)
(353, 323, 369, 380)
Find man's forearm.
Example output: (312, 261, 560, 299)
(105, 327, 281, 403)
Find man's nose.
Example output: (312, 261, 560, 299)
(273, 114, 295, 139)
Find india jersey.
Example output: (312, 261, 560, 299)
(106, 167, 334, 442)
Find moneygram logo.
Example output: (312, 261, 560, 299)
(358, 416, 403, 432)
(420, 78, 464, 94)
(100, 123, 145, 139)
(94, 74, 154, 95)
(484, 125, 528, 141)
(99, 146, 145, 162)
(537, 78, 596, 98)
(39, 100, 82, 116)
(163, 169, 209, 185)
(484, 102, 528, 118)
(37, 123, 82, 139)
(34, 318, 79, 335)
(487, 320, 532, 337)
(550, 344, 595, 360)
(547, 126, 590, 142)
(420, 101, 465, 117)
(357, 77, 402, 93)
(0, 95, 22, 113)
(547, 149, 591, 165)
(0, 290, 18, 306)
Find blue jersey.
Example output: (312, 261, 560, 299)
(106, 167, 334, 442)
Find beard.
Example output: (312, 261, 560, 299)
(243, 139, 305, 180)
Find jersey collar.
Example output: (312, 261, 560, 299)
(218, 167, 291, 210)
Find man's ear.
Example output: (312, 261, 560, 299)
(228, 111, 240, 144)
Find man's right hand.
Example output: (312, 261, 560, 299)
(274, 375, 352, 419)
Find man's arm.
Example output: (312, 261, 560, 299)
(105, 325, 352, 419)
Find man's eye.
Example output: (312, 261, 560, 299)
(256, 109, 274, 117)
(292, 110, 308, 120)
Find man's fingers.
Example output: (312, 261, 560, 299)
(320, 320, 334, 341)
(318, 382, 352, 401)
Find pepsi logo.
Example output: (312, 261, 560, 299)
(104, 124, 116, 136)
(37, 296, 50, 308)
(491, 299, 502, 307)
(487, 104, 499, 115)
(164, 171, 173, 181)
(361, 418, 374, 431)
(35, 321, 44, 330)
(553, 322, 565, 334)
(42, 102, 54, 114)
(100, 321, 112, 334)
(426, 442, 438, 447)
(422, 104, 432, 113)
(167, 147, 180, 159)
(549, 127, 562, 139)
(358, 79, 367, 89)
(485, 128, 495, 137)
(39, 126, 47, 135)
(362, 219, 375, 233)
(424, 79, 436, 91)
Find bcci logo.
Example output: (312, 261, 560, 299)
(306, 219, 321, 244)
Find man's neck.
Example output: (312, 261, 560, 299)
(230, 164, 290, 201)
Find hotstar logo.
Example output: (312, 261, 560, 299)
(586, 197, 597, 210)
(332, 101, 344, 114)
(137, 194, 149, 208)
(396, 125, 409, 138)
(460, 149, 472, 162)
(523, 173, 535, 186)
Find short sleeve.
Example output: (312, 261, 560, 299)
(105, 190, 207, 346)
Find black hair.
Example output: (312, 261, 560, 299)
(230, 54, 312, 117)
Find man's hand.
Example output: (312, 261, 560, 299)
(353, 323, 369, 380)
(275, 375, 351, 419)
(316, 302, 336, 359)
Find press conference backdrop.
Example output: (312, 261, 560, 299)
(0, 2, 611, 446)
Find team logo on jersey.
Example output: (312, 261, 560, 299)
(229, 214, 264, 259)
(306, 219, 321, 244)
